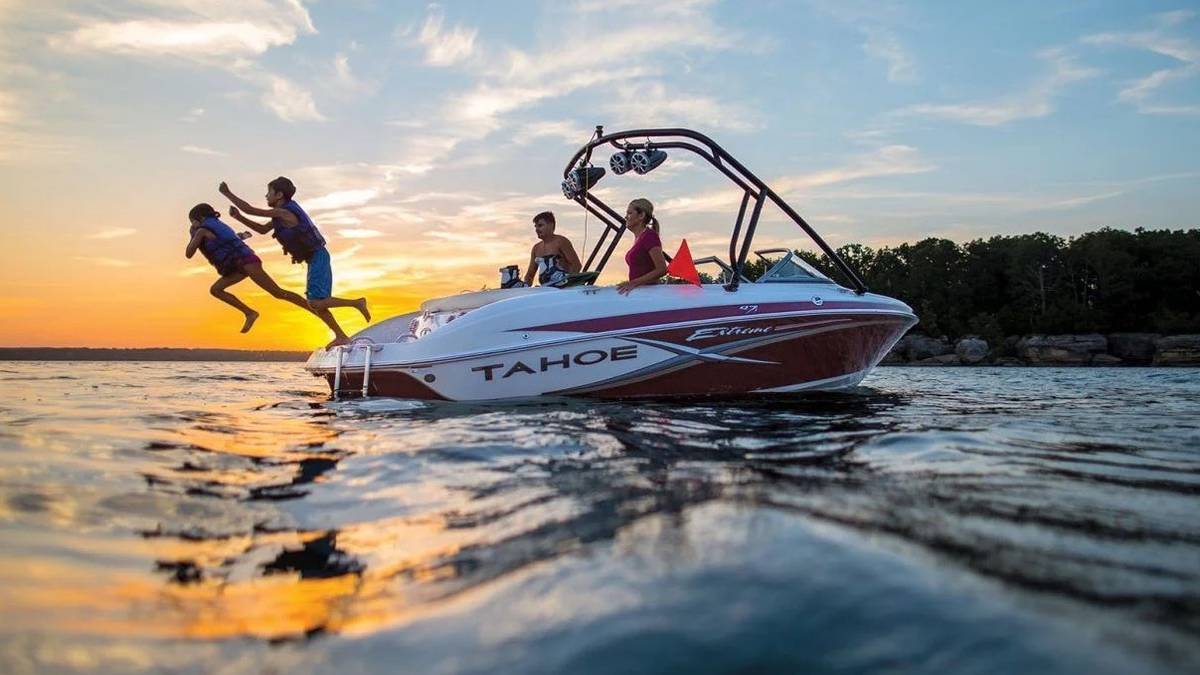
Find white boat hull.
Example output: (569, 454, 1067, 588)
(305, 284, 916, 401)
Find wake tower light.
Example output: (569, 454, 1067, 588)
(561, 164, 606, 199)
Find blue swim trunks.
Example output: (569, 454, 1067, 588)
(306, 247, 333, 300)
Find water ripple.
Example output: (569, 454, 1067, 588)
(0, 363, 1197, 674)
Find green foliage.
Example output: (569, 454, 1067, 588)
(796, 228, 1200, 338)
(738, 257, 773, 280)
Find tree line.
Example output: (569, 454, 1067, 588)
(741, 227, 1199, 340)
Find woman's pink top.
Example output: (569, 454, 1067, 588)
(624, 228, 662, 281)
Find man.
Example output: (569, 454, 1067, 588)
(523, 211, 582, 287)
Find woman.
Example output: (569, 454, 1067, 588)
(616, 198, 668, 295)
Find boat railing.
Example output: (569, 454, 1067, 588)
(332, 339, 385, 399)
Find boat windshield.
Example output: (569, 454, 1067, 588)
(757, 252, 834, 284)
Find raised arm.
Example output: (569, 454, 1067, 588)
(218, 182, 297, 225)
(228, 206, 274, 234)
(185, 228, 211, 259)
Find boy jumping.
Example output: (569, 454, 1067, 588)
(219, 177, 369, 347)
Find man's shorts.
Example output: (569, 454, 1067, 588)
(306, 247, 333, 301)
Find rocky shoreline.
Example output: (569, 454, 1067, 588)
(883, 333, 1200, 366)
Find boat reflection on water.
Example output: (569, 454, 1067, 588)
(119, 392, 902, 641)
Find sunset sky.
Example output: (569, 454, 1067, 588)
(1, 1, 1197, 349)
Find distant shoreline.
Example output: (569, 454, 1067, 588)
(0, 348, 309, 362)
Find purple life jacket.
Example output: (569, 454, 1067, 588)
(272, 200, 326, 263)
(195, 216, 254, 276)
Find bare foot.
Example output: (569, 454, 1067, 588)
(326, 336, 350, 349)
(356, 298, 371, 322)
(241, 310, 259, 333)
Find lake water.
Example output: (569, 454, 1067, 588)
(0, 362, 1197, 674)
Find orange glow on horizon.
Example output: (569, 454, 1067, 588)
(0, 248, 496, 350)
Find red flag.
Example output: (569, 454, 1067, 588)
(667, 239, 702, 286)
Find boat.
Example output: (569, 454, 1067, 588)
(305, 127, 917, 400)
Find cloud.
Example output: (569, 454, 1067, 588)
(862, 27, 916, 83)
(0, 90, 68, 162)
(389, 132, 463, 173)
(49, 1, 325, 123)
(396, 0, 736, 171)
(337, 229, 384, 239)
(180, 107, 205, 122)
(1035, 190, 1123, 210)
(180, 144, 225, 156)
(0, 127, 76, 162)
(397, 191, 486, 204)
(285, 162, 432, 224)
(512, 121, 592, 145)
(778, 145, 934, 191)
(452, 191, 565, 226)
(1155, 9, 1196, 27)
(53, 20, 300, 57)
(305, 188, 380, 211)
(50, 1, 315, 58)
(663, 145, 935, 215)
(75, 256, 133, 268)
(573, 0, 718, 13)
(896, 48, 1098, 126)
(1083, 16, 1198, 63)
(636, 158, 698, 183)
(416, 9, 477, 66)
(291, 163, 430, 200)
(397, 68, 649, 171)
(333, 53, 354, 84)
(493, 13, 730, 84)
(449, 83, 554, 131)
(0, 90, 16, 125)
(805, 2, 916, 83)
(329, 52, 372, 95)
(324, 51, 378, 98)
(796, 185, 1132, 217)
(463, 68, 652, 133)
(256, 72, 326, 122)
(85, 227, 138, 240)
(1115, 67, 1200, 115)
(603, 82, 760, 132)
(179, 265, 211, 277)
(1082, 12, 1200, 115)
